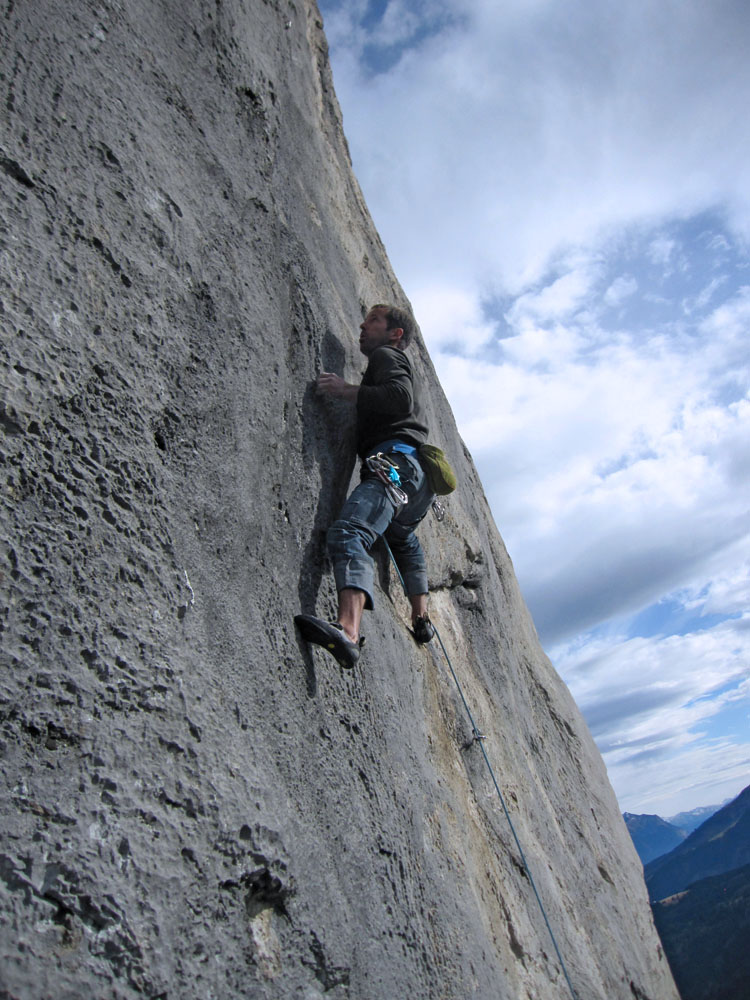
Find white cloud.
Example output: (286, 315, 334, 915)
(507, 258, 601, 326)
(410, 285, 494, 353)
(324, 0, 750, 293)
(554, 615, 750, 814)
(557, 617, 749, 718)
(604, 276, 638, 307)
(682, 274, 727, 314)
(438, 281, 750, 598)
(700, 285, 750, 359)
(647, 236, 678, 269)
(612, 738, 750, 817)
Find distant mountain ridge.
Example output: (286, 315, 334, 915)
(667, 803, 723, 833)
(645, 784, 750, 901)
(623, 813, 687, 864)
(623, 803, 723, 866)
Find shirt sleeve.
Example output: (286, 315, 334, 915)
(356, 348, 414, 420)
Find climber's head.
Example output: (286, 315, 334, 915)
(359, 304, 416, 355)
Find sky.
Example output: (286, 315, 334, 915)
(317, 0, 750, 818)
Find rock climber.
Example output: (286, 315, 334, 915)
(295, 304, 436, 668)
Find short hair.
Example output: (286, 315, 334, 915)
(371, 303, 417, 349)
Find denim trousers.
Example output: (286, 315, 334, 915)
(327, 452, 434, 610)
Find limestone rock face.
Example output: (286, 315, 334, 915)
(0, 3, 677, 998)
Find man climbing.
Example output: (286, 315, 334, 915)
(295, 304, 435, 668)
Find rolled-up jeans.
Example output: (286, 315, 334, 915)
(327, 452, 434, 610)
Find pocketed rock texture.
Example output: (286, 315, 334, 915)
(0, 3, 678, 999)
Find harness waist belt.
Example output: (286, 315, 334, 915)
(373, 439, 418, 456)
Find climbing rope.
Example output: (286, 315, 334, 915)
(381, 538, 580, 1000)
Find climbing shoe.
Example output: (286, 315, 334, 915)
(413, 615, 435, 644)
(294, 614, 361, 669)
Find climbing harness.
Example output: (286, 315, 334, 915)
(381, 538, 580, 1000)
(367, 452, 448, 523)
(366, 452, 409, 508)
(365, 450, 451, 525)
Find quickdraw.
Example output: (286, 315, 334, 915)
(365, 452, 409, 508)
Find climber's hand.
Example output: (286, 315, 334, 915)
(316, 372, 358, 401)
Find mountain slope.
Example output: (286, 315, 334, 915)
(645, 785, 750, 900)
(652, 864, 750, 1000)
(624, 813, 688, 864)
(0, 2, 677, 998)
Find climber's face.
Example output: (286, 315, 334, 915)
(359, 308, 403, 356)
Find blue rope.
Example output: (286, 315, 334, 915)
(381, 539, 579, 1000)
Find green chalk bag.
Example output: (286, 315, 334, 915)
(418, 444, 457, 495)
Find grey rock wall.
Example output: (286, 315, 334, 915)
(0, 2, 677, 998)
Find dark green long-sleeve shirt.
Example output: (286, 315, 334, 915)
(356, 345, 429, 458)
